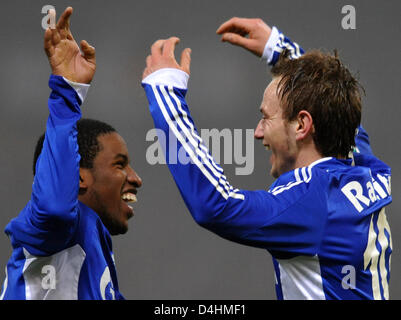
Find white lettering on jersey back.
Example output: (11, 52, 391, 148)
(22, 244, 86, 300)
(341, 174, 390, 213)
(277, 255, 325, 300)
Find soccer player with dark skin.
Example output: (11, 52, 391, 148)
(1, 7, 142, 299)
(44, 7, 142, 235)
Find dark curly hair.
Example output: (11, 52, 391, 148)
(33, 118, 116, 175)
(271, 49, 364, 158)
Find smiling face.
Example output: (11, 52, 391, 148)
(254, 77, 298, 178)
(79, 132, 142, 235)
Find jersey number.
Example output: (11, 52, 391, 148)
(363, 208, 392, 299)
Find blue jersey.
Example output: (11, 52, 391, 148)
(141, 29, 392, 300)
(0, 75, 123, 300)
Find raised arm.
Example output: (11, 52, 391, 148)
(27, 7, 96, 251)
(141, 39, 325, 254)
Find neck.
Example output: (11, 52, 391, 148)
(294, 145, 324, 170)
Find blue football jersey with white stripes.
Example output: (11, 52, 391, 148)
(0, 75, 123, 300)
(142, 28, 392, 300)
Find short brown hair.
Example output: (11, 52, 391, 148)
(271, 49, 363, 158)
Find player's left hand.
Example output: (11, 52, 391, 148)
(142, 37, 191, 80)
(44, 7, 96, 84)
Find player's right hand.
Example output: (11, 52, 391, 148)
(216, 17, 272, 57)
(44, 7, 96, 84)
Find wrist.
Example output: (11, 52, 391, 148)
(261, 26, 280, 64)
(142, 68, 189, 89)
(62, 77, 90, 103)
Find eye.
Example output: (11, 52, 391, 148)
(261, 115, 268, 125)
(115, 161, 125, 169)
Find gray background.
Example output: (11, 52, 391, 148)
(0, 0, 399, 299)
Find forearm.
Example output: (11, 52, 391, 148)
(143, 70, 244, 212)
(31, 75, 88, 223)
(142, 70, 287, 246)
(142, 77, 320, 251)
(141, 37, 313, 248)
(353, 125, 373, 155)
(262, 26, 305, 65)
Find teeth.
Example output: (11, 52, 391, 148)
(265, 145, 271, 151)
(122, 193, 137, 203)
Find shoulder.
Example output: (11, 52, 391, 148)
(269, 158, 333, 196)
(315, 157, 392, 214)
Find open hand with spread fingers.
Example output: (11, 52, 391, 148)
(142, 37, 191, 80)
(44, 7, 96, 84)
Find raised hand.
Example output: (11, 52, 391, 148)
(216, 17, 272, 57)
(44, 7, 96, 84)
(142, 37, 191, 80)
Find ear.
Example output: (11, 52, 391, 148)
(79, 168, 94, 195)
(295, 110, 315, 141)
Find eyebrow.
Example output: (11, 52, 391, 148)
(114, 154, 129, 163)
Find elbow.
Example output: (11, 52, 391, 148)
(190, 203, 221, 229)
(193, 214, 212, 228)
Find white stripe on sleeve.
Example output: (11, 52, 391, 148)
(151, 84, 244, 201)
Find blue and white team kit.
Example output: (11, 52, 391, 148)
(1, 27, 392, 300)
(141, 27, 392, 299)
(0, 76, 123, 300)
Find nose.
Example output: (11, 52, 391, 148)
(127, 165, 143, 188)
(254, 119, 264, 140)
